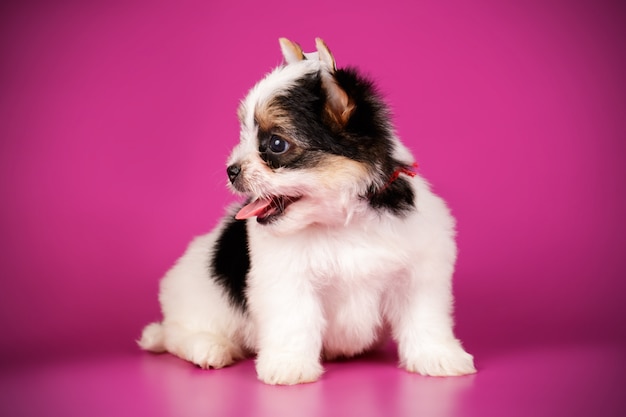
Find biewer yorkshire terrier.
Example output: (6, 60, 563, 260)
(139, 38, 476, 385)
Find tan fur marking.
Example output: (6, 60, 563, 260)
(322, 79, 355, 127)
(255, 99, 294, 134)
(313, 154, 370, 190)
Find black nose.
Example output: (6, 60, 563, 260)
(227, 164, 241, 184)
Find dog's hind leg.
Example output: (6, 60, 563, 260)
(139, 313, 249, 369)
(144, 321, 246, 369)
(139, 232, 251, 369)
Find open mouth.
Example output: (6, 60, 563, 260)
(235, 195, 302, 224)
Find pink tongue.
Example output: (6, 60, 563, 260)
(235, 198, 272, 220)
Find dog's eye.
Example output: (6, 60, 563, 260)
(269, 135, 289, 154)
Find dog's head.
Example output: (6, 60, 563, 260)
(226, 38, 415, 234)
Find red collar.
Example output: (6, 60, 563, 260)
(389, 162, 418, 183)
(367, 162, 418, 199)
(380, 162, 418, 192)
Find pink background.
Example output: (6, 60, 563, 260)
(1, 0, 625, 416)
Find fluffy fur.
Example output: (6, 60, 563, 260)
(139, 38, 476, 385)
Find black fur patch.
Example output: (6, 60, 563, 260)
(257, 66, 416, 215)
(265, 70, 395, 166)
(210, 217, 249, 310)
(368, 176, 415, 215)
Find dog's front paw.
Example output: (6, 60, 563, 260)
(401, 340, 476, 377)
(256, 353, 323, 385)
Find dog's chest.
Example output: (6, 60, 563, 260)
(290, 227, 407, 285)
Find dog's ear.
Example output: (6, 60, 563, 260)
(315, 38, 337, 71)
(279, 38, 305, 64)
(315, 38, 355, 127)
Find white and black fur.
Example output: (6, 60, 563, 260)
(139, 38, 476, 385)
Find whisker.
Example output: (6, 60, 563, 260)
(276, 196, 285, 212)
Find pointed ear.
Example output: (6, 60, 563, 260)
(315, 38, 354, 126)
(279, 38, 305, 64)
(315, 38, 337, 71)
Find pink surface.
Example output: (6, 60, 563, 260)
(1, 0, 625, 416)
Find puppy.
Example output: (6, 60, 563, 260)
(139, 38, 476, 385)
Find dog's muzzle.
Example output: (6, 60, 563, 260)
(227, 164, 241, 184)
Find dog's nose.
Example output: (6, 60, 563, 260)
(227, 164, 241, 184)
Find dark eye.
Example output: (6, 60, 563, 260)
(268, 135, 289, 154)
